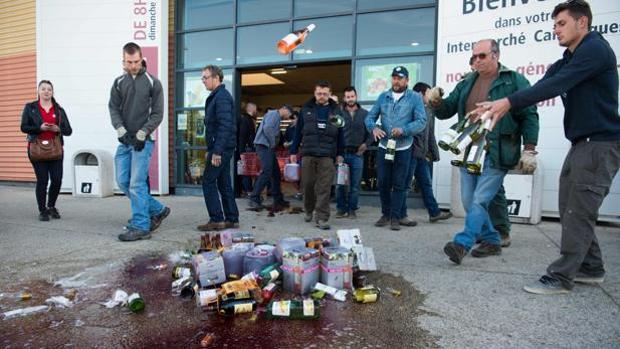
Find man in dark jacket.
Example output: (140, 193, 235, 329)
(481, 1, 620, 295)
(197, 65, 239, 231)
(290, 81, 345, 230)
(336, 86, 371, 219)
(237, 102, 257, 196)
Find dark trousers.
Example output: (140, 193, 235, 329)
(250, 145, 283, 204)
(202, 151, 239, 223)
(302, 156, 335, 221)
(377, 147, 412, 219)
(547, 139, 620, 289)
(29, 154, 63, 213)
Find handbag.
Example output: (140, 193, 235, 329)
(29, 110, 63, 162)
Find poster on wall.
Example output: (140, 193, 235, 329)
(360, 62, 420, 101)
(434, 0, 620, 220)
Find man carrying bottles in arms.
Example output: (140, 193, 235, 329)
(429, 39, 539, 264)
(365, 66, 427, 231)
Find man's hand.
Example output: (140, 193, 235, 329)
(290, 154, 297, 164)
(391, 127, 404, 138)
(356, 143, 367, 156)
(476, 97, 511, 130)
(372, 127, 386, 142)
(134, 129, 147, 152)
(116, 126, 133, 146)
(427, 87, 444, 108)
(516, 150, 538, 174)
(211, 154, 222, 167)
(336, 156, 344, 165)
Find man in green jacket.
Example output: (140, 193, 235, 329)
(430, 39, 539, 265)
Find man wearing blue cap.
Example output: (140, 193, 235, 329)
(365, 66, 427, 231)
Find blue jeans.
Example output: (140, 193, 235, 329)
(115, 141, 164, 232)
(376, 147, 412, 219)
(453, 157, 506, 250)
(400, 158, 442, 218)
(250, 145, 283, 204)
(202, 150, 239, 223)
(336, 153, 364, 213)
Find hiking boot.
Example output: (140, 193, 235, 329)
(304, 212, 313, 222)
(247, 200, 264, 211)
(316, 220, 330, 230)
(523, 275, 570, 295)
(374, 216, 389, 227)
(335, 211, 348, 218)
(150, 206, 171, 231)
(118, 228, 151, 242)
(471, 242, 502, 258)
(196, 221, 226, 232)
(430, 211, 452, 223)
(348, 210, 357, 219)
(48, 207, 61, 219)
(390, 219, 401, 231)
(500, 232, 512, 248)
(39, 210, 50, 221)
(399, 217, 418, 227)
(443, 242, 467, 265)
(574, 272, 605, 284)
(225, 221, 240, 229)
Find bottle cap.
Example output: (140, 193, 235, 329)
(307, 24, 316, 32)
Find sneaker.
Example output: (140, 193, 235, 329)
(375, 216, 389, 227)
(247, 200, 264, 211)
(399, 218, 418, 227)
(348, 210, 357, 219)
(443, 242, 467, 265)
(39, 210, 50, 222)
(335, 211, 348, 219)
(225, 221, 240, 229)
(430, 211, 452, 223)
(196, 221, 226, 232)
(48, 207, 61, 219)
(500, 232, 512, 248)
(523, 275, 570, 295)
(471, 242, 502, 258)
(304, 212, 313, 222)
(118, 228, 151, 242)
(150, 207, 171, 231)
(574, 272, 605, 284)
(316, 220, 330, 230)
(390, 219, 401, 231)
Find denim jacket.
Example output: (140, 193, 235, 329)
(365, 89, 427, 150)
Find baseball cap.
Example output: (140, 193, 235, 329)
(391, 66, 409, 78)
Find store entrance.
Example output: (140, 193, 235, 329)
(235, 62, 353, 198)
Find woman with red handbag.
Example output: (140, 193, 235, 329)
(20, 80, 72, 221)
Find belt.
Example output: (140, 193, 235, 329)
(571, 136, 619, 146)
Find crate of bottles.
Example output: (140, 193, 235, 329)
(282, 247, 320, 295)
(320, 247, 353, 290)
(192, 251, 226, 287)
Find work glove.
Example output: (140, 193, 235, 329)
(117, 127, 133, 146)
(134, 129, 147, 152)
(516, 150, 537, 174)
(427, 87, 444, 107)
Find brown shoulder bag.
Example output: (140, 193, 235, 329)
(29, 110, 63, 162)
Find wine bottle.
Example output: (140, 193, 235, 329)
(353, 285, 380, 304)
(264, 299, 320, 320)
(385, 138, 396, 161)
(438, 118, 468, 151)
(127, 293, 145, 312)
(258, 263, 282, 287)
(218, 299, 256, 317)
(465, 118, 492, 175)
(277, 24, 316, 55)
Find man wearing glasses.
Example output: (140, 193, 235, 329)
(196, 65, 240, 232)
(429, 39, 539, 265)
(480, 0, 620, 295)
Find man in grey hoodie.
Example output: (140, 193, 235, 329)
(109, 42, 170, 242)
(247, 105, 293, 211)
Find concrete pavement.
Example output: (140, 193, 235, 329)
(0, 184, 618, 348)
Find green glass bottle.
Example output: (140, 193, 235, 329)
(264, 299, 320, 320)
(127, 293, 145, 312)
(449, 121, 482, 155)
(354, 285, 380, 304)
(450, 143, 472, 167)
(258, 263, 282, 286)
(438, 118, 468, 151)
(465, 118, 492, 175)
(218, 299, 256, 317)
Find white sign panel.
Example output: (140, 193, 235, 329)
(435, 0, 620, 220)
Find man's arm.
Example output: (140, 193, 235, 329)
(289, 112, 304, 155)
(262, 113, 280, 149)
(212, 94, 235, 156)
(140, 79, 165, 136)
(108, 80, 125, 130)
(403, 93, 427, 137)
(432, 79, 466, 120)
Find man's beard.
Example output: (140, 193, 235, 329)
(346, 101, 357, 107)
(392, 85, 406, 93)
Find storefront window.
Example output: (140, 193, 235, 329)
(237, 22, 291, 64)
(354, 56, 434, 103)
(292, 16, 353, 60)
(237, 0, 291, 23)
(176, 149, 207, 185)
(176, 110, 207, 148)
(357, 0, 435, 11)
(177, 70, 234, 108)
(294, 0, 354, 17)
(180, 0, 233, 30)
(178, 29, 234, 69)
(356, 8, 435, 56)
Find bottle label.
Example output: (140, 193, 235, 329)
(363, 294, 377, 303)
(272, 300, 291, 316)
(269, 269, 279, 281)
(457, 137, 473, 153)
(234, 303, 253, 314)
(386, 139, 396, 149)
(303, 299, 315, 317)
(281, 33, 298, 46)
(467, 145, 478, 162)
(263, 283, 277, 292)
(439, 129, 457, 144)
